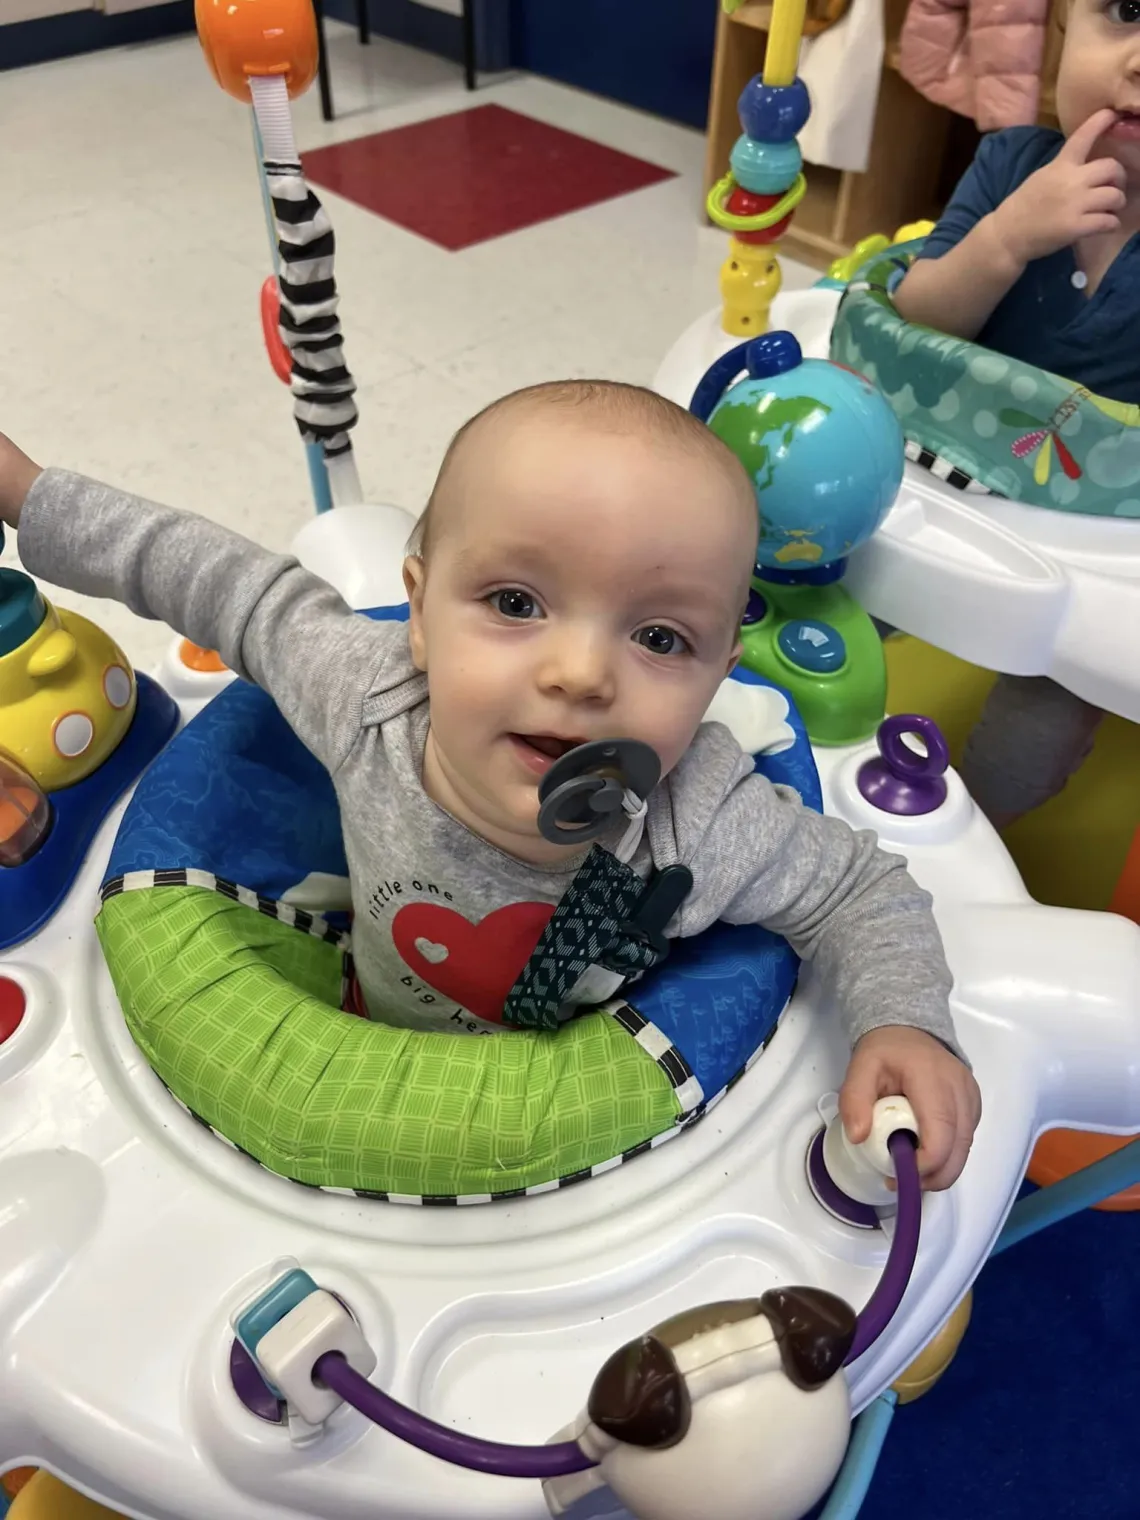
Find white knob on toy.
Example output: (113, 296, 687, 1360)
(822, 1096, 918, 1207)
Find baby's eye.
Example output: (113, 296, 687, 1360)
(1108, 0, 1140, 20)
(489, 588, 541, 620)
(635, 625, 690, 657)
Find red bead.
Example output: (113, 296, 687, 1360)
(734, 220, 791, 245)
(727, 187, 778, 216)
(0, 976, 25, 1045)
(725, 187, 793, 243)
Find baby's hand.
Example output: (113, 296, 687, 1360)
(0, 433, 42, 530)
(839, 1025, 981, 1191)
(992, 108, 1125, 266)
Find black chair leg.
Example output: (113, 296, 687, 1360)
(461, 0, 476, 90)
(314, 0, 334, 121)
(357, 0, 370, 46)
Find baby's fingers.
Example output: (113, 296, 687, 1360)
(921, 1118, 974, 1192)
(838, 1053, 883, 1145)
(1078, 212, 1122, 239)
(907, 1092, 958, 1186)
(1084, 154, 1128, 187)
(1060, 108, 1119, 163)
(1085, 183, 1127, 213)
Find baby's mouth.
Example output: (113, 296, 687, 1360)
(513, 733, 586, 760)
(508, 733, 591, 779)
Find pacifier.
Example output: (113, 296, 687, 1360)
(537, 740, 661, 847)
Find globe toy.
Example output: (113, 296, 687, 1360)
(688, 332, 898, 747)
(706, 332, 903, 572)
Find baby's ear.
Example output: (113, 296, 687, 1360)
(402, 556, 429, 671)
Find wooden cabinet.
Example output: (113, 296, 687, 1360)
(705, 0, 1065, 267)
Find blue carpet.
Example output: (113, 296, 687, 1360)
(854, 1188, 1140, 1518)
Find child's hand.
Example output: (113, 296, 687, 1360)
(992, 108, 1125, 266)
(0, 434, 42, 530)
(839, 1025, 981, 1191)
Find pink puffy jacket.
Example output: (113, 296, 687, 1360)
(899, 0, 1049, 130)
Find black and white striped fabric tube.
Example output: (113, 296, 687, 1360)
(250, 75, 362, 505)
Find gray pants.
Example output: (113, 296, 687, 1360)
(959, 674, 1105, 825)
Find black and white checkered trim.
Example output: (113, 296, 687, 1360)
(154, 997, 789, 1206)
(608, 1001, 704, 1113)
(904, 438, 995, 495)
(100, 869, 350, 950)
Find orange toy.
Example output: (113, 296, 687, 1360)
(178, 640, 228, 675)
(195, 0, 318, 104)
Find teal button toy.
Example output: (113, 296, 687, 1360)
(777, 619, 847, 675)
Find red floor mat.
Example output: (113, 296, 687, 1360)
(302, 103, 676, 250)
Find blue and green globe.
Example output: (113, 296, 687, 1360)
(708, 353, 903, 570)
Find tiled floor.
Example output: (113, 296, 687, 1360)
(3, 23, 815, 670)
(303, 102, 678, 249)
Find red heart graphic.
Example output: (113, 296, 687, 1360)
(391, 900, 555, 1023)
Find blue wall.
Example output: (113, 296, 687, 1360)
(1, 0, 193, 72)
(323, 0, 509, 73)
(509, 0, 717, 130)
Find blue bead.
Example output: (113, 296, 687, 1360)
(746, 331, 802, 380)
(738, 75, 811, 143)
(730, 134, 802, 194)
(777, 619, 847, 674)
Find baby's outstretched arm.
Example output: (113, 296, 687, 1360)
(894, 109, 1122, 341)
(0, 435, 403, 775)
(0, 435, 42, 525)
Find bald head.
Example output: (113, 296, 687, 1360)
(407, 379, 758, 564)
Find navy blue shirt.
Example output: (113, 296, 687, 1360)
(917, 126, 1140, 404)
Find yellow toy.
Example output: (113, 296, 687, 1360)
(708, 0, 811, 336)
(890, 1293, 972, 1405)
(764, 0, 808, 85)
(0, 568, 137, 793)
(826, 222, 936, 285)
(720, 238, 782, 336)
(5, 1471, 124, 1519)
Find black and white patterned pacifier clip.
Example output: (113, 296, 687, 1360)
(503, 741, 693, 1031)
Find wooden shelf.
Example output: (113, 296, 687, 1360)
(727, 1, 774, 30)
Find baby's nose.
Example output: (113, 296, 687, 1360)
(539, 630, 616, 700)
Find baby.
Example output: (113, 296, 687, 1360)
(0, 384, 980, 1188)
(894, 0, 1140, 826)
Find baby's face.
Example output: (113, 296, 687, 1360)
(405, 409, 756, 864)
(1058, 0, 1140, 176)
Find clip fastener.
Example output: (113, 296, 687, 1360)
(619, 864, 694, 960)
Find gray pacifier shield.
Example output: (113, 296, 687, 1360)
(537, 740, 661, 846)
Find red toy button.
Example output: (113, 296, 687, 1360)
(0, 976, 25, 1043)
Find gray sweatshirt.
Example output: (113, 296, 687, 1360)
(18, 469, 960, 1055)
